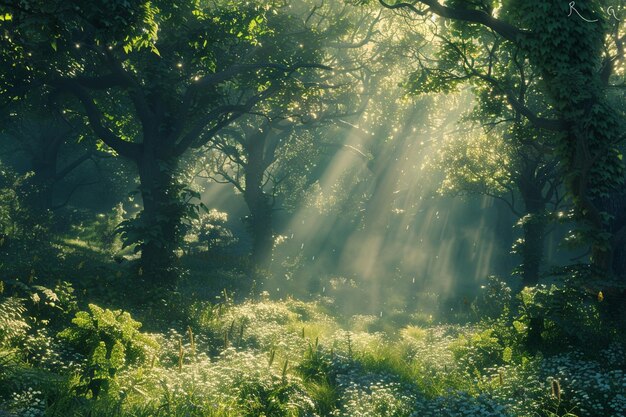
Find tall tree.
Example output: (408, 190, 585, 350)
(201, 0, 382, 269)
(2, 0, 330, 284)
(375, 0, 626, 287)
(405, 17, 564, 287)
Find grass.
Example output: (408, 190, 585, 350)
(2, 293, 626, 416)
(1, 243, 625, 417)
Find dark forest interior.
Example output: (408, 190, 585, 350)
(1, 1, 625, 416)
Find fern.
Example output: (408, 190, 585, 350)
(0, 297, 29, 346)
(58, 303, 158, 365)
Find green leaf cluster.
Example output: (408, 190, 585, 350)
(58, 303, 158, 367)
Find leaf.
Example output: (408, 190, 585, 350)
(110, 341, 126, 370)
(51, 39, 57, 51)
(513, 321, 526, 333)
(32, 286, 59, 302)
(91, 341, 108, 366)
(502, 346, 513, 363)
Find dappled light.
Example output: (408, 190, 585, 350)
(1, 1, 625, 416)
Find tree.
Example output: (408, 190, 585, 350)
(0, 99, 102, 212)
(437, 123, 562, 287)
(2, 0, 331, 284)
(406, 16, 564, 287)
(201, 1, 382, 269)
(375, 0, 626, 286)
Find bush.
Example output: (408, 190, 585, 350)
(58, 304, 159, 397)
(451, 329, 506, 375)
(182, 208, 236, 254)
(472, 276, 512, 319)
(0, 297, 29, 347)
(517, 284, 611, 352)
(1, 280, 78, 331)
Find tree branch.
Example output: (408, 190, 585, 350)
(169, 63, 332, 147)
(52, 80, 141, 160)
(54, 150, 93, 181)
(103, 50, 157, 137)
(52, 179, 100, 210)
(379, 0, 524, 42)
(328, 11, 382, 49)
(175, 82, 286, 155)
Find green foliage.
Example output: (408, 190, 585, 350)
(1, 0, 626, 415)
(1, 280, 79, 331)
(509, 0, 625, 259)
(118, 184, 199, 253)
(436, 128, 515, 197)
(0, 294, 624, 416)
(297, 338, 335, 385)
(0, 297, 29, 347)
(59, 304, 158, 364)
(183, 209, 236, 254)
(451, 329, 505, 375)
(0, 165, 56, 274)
(405, 67, 465, 95)
(472, 276, 513, 319)
(516, 283, 612, 352)
(236, 378, 309, 417)
(58, 304, 158, 397)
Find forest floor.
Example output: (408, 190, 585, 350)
(1, 243, 625, 417)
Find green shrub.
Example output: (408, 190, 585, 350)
(451, 329, 505, 375)
(517, 284, 611, 352)
(1, 280, 79, 332)
(182, 208, 236, 254)
(0, 297, 29, 347)
(472, 276, 512, 319)
(58, 304, 159, 397)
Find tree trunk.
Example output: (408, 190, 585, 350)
(604, 191, 626, 279)
(26, 167, 55, 213)
(137, 151, 180, 285)
(517, 177, 547, 287)
(517, 174, 548, 350)
(247, 193, 274, 270)
(601, 191, 626, 314)
(244, 152, 274, 270)
(519, 206, 547, 350)
(25, 135, 62, 212)
(519, 214, 546, 287)
(519, 3, 623, 281)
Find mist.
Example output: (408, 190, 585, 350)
(1, 1, 624, 416)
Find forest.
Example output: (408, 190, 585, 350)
(0, 0, 625, 416)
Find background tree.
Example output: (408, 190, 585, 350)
(2, 0, 332, 284)
(405, 16, 565, 287)
(374, 0, 626, 291)
(200, 1, 383, 270)
(0, 99, 105, 213)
